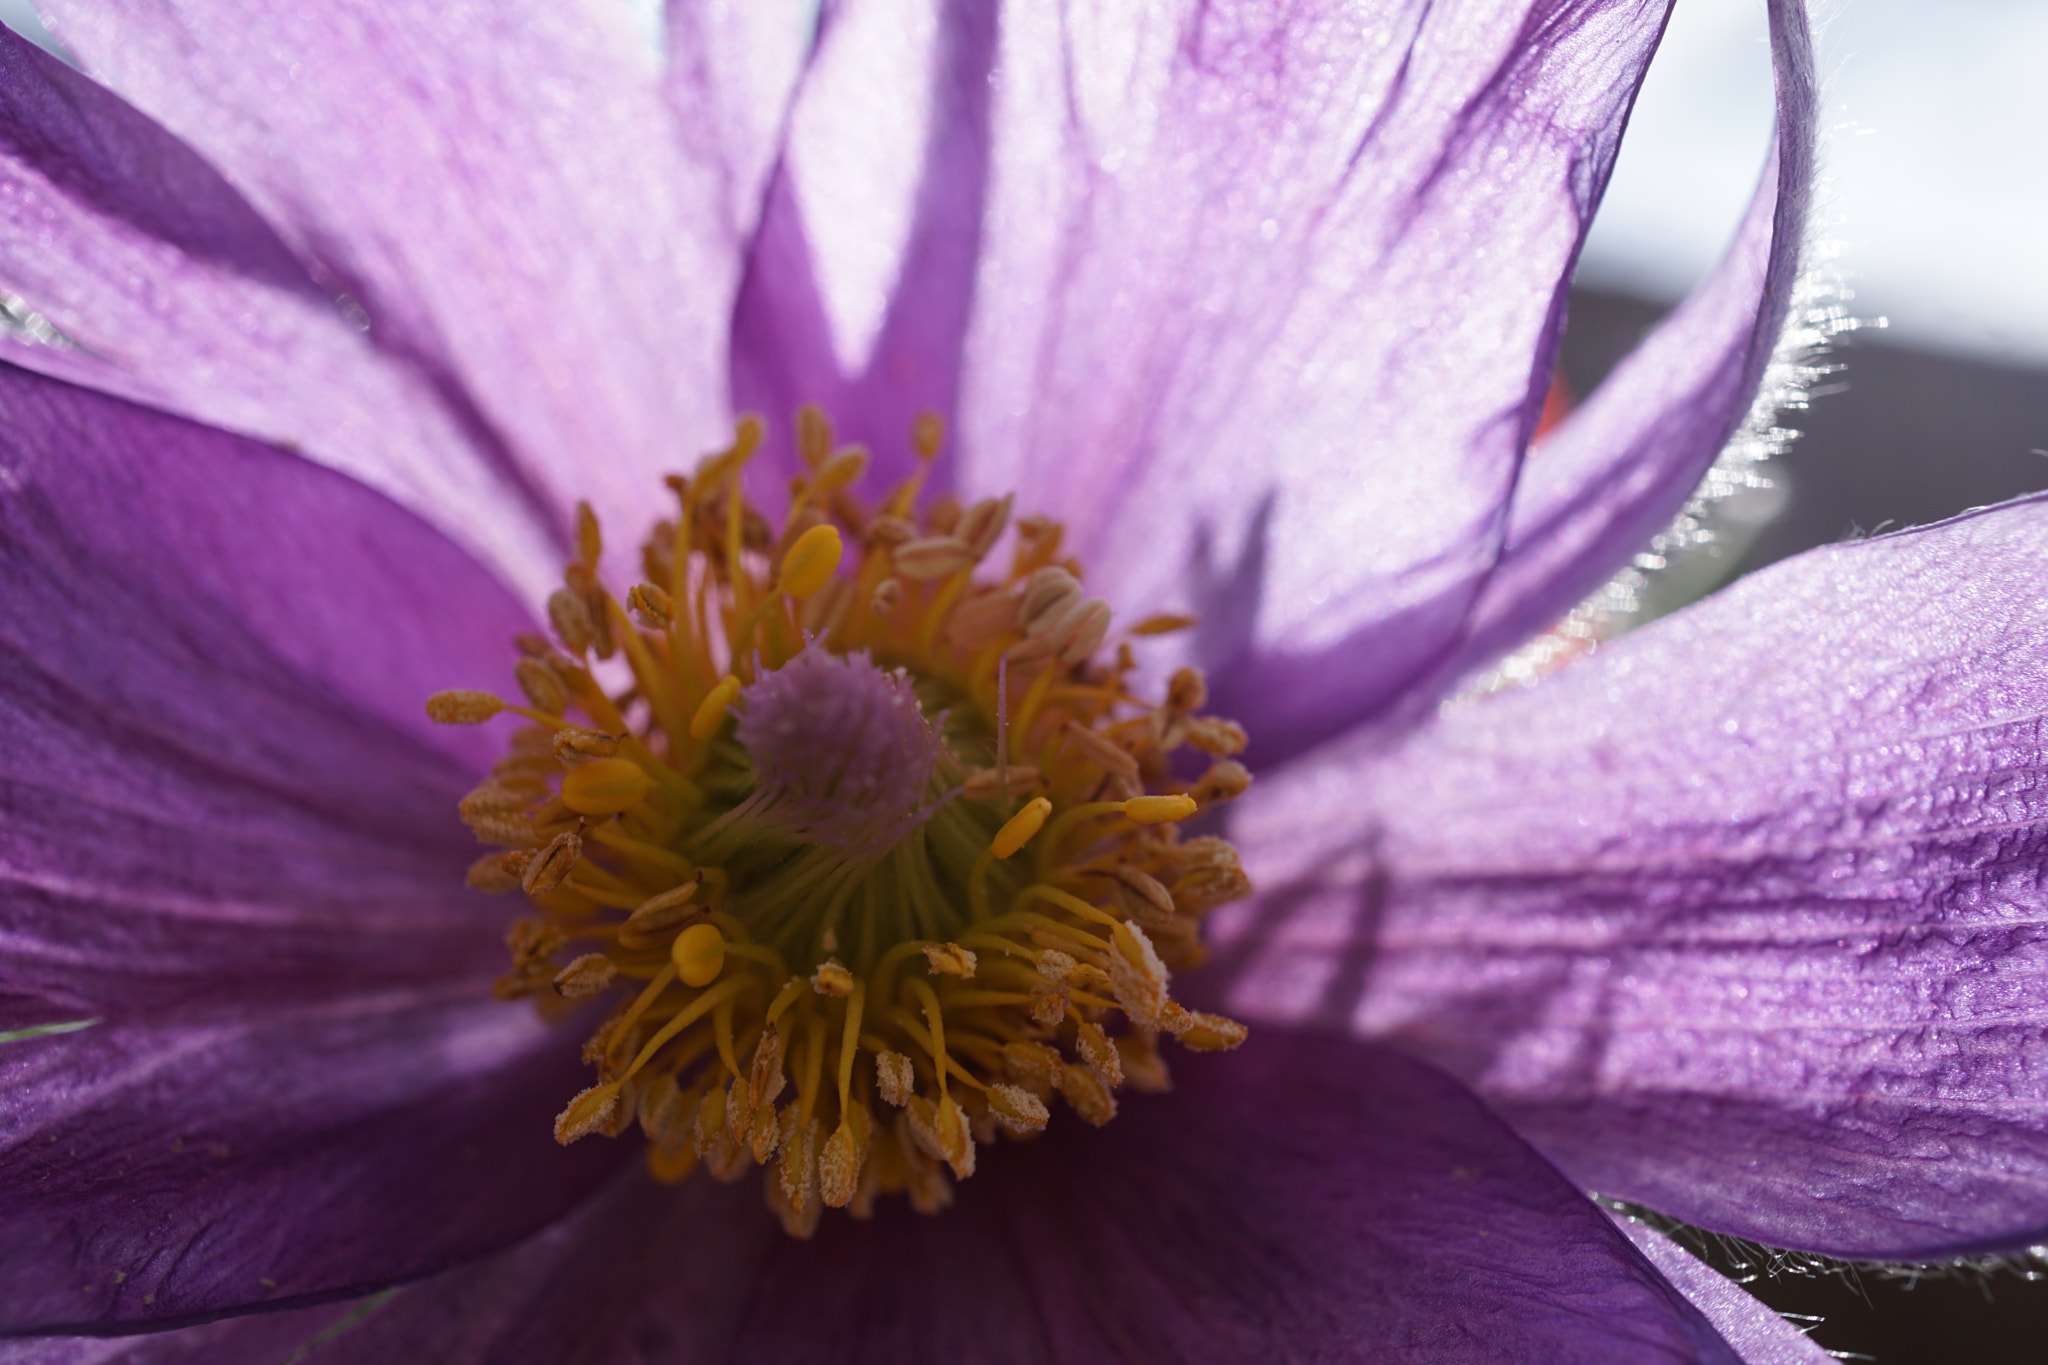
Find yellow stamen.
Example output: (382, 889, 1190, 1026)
(671, 923, 727, 987)
(990, 797, 1052, 859)
(689, 675, 742, 740)
(560, 757, 654, 816)
(779, 523, 844, 600)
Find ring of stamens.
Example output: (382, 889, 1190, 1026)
(431, 407, 1254, 1236)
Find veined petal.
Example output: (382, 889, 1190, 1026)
(0, 27, 564, 599)
(0, 998, 621, 1333)
(1429, 0, 1820, 701)
(959, 0, 1669, 749)
(0, 367, 521, 1023)
(128, 1036, 1750, 1364)
(34, 0, 742, 582)
(1609, 1217, 1834, 1365)
(727, 0, 995, 495)
(1223, 496, 2048, 1260)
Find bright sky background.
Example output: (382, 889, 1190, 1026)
(1580, 0, 2048, 365)
(3, 0, 2041, 365)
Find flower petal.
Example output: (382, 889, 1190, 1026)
(957, 0, 1668, 747)
(1608, 1217, 1835, 1365)
(1429, 0, 1820, 699)
(174, 1036, 1747, 1363)
(727, 0, 996, 495)
(0, 998, 621, 1333)
(0, 367, 527, 1028)
(34, 0, 743, 579)
(0, 26, 562, 598)
(1223, 496, 2048, 1259)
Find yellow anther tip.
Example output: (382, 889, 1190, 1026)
(425, 689, 503, 725)
(672, 922, 727, 987)
(689, 676, 742, 741)
(560, 757, 654, 817)
(990, 796, 1053, 859)
(1122, 794, 1199, 825)
(780, 524, 844, 600)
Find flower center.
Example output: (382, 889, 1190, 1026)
(428, 407, 1253, 1235)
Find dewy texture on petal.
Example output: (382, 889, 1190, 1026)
(19, 1037, 1751, 1364)
(955, 0, 1672, 761)
(0, 367, 623, 1330)
(1226, 496, 2048, 1260)
(31, 0, 747, 589)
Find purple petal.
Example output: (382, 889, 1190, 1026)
(0, 366, 527, 1027)
(163, 1035, 1746, 1364)
(1609, 1217, 1835, 1365)
(0, 999, 620, 1334)
(955, 0, 1668, 749)
(0, 371, 625, 1328)
(34, 0, 744, 579)
(1427, 0, 1820, 699)
(0, 25, 563, 596)
(1222, 496, 2048, 1259)
(727, 0, 995, 495)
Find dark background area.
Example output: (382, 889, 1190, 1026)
(1561, 287, 2048, 1365)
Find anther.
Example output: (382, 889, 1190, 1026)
(1113, 865, 1176, 921)
(1185, 717, 1248, 756)
(1035, 949, 1077, 985)
(1001, 1040, 1063, 1094)
(552, 953, 618, 999)
(1177, 1011, 1250, 1052)
(811, 960, 855, 996)
(1075, 1018, 1123, 1088)
(1190, 760, 1252, 806)
(617, 879, 702, 950)
(1166, 667, 1208, 713)
(922, 943, 977, 979)
(554, 1082, 622, 1144)
(957, 494, 1013, 561)
(866, 515, 916, 547)
(627, 582, 674, 629)
(1131, 613, 1199, 636)
(1122, 794, 1198, 825)
(1018, 566, 1081, 633)
(748, 1026, 788, 1111)
(671, 922, 727, 987)
(876, 1051, 915, 1107)
(987, 1084, 1050, 1135)
(460, 782, 530, 821)
(547, 587, 597, 656)
(560, 756, 653, 816)
(523, 829, 582, 895)
(514, 657, 568, 713)
(813, 445, 869, 496)
(779, 524, 844, 599)
(425, 690, 504, 725)
(892, 535, 974, 581)
(819, 1121, 863, 1207)
(553, 727, 623, 764)
(466, 852, 523, 893)
(1062, 721, 1140, 781)
(1117, 1030, 1174, 1093)
(638, 1075, 695, 1150)
(1048, 597, 1112, 665)
(689, 675, 742, 740)
(934, 1095, 975, 1179)
(1106, 923, 1170, 1028)
(1060, 1065, 1117, 1127)
(990, 797, 1053, 859)
(869, 577, 904, 617)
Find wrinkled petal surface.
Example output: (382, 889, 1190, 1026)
(0, 368, 622, 1329)
(1223, 497, 2048, 1259)
(955, 0, 1670, 757)
(34, 0, 743, 587)
(11, 1035, 1752, 1363)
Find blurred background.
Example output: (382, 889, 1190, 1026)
(2, 0, 2041, 1359)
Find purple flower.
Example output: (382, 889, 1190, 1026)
(0, 1, 2039, 1362)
